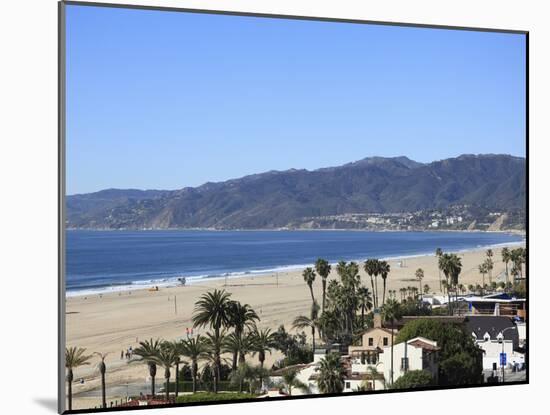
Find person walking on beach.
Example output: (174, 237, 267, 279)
(121, 350, 124, 360)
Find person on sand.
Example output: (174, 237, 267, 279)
(121, 350, 124, 360)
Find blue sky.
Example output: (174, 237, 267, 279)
(66, 5, 526, 195)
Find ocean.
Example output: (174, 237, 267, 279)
(65, 230, 524, 296)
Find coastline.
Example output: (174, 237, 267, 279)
(66, 243, 525, 409)
(65, 237, 525, 298)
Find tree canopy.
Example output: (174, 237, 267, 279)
(395, 319, 483, 385)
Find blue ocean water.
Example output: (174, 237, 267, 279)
(65, 230, 523, 295)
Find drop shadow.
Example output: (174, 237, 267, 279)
(34, 397, 58, 413)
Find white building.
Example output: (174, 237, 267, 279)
(465, 316, 525, 370)
(380, 337, 440, 384)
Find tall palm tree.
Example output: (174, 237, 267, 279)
(133, 338, 163, 397)
(379, 260, 391, 305)
(204, 331, 229, 393)
(364, 259, 380, 309)
(281, 368, 309, 396)
(251, 328, 276, 389)
(227, 301, 259, 370)
(484, 257, 494, 285)
(166, 341, 184, 398)
(93, 352, 108, 408)
(180, 335, 207, 393)
(478, 263, 488, 295)
(302, 267, 317, 304)
(292, 300, 320, 353)
(357, 286, 373, 327)
(415, 268, 424, 299)
(315, 258, 331, 313)
(65, 347, 92, 411)
(151, 342, 180, 402)
(381, 299, 401, 385)
(317, 352, 345, 393)
(192, 289, 233, 392)
(502, 247, 511, 286)
(440, 253, 462, 314)
(435, 248, 443, 292)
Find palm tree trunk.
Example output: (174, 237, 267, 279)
(374, 277, 379, 308)
(67, 369, 73, 411)
(309, 285, 315, 304)
(165, 373, 170, 402)
(151, 374, 155, 397)
(101, 372, 106, 408)
(322, 279, 327, 313)
(383, 278, 387, 306)
(312, 326, 316, 354)
(175, 362, 179, 398)
(192, 362, 197, 393)
(369, 276, 375, 308)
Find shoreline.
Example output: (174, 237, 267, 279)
(65, 239, 525, 298)
(66, 243, 525, 408)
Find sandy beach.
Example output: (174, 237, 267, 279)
(66, 244, 523, 409)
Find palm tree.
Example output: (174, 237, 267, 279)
(251, 328, 276, 389)
(65, 347, 92, 411)
(440, 253, 462, 314)
(302, 267, 317, 304)
(415, 268, 424, 299)
(281, 368, 309, 396)
(423, 284, 430, 295)
(228, 362, 253, 393)
(379, 261, 391, 305)
(93, 352, 108, 408)
(165, 341, 184, 397)
(224, 331, 255, 367)
(317, 352, 345, 393)
(478, 263, 488, 295)
(357, 286, 373, 327)
(192, 289, 233, 392)
(467, 284, 474, 293)
(484, 257, 494, 285)
(435, 247, 443, 292)
(364, 259, 380, 309)
(180, 335, 207, 393)
(292, 300, 320, 353)
(381, 299, 401, 385)
(133, 338, 163, 397)
(152, 342, 180, 402)
(315, 258, 332, 313)
(203, 331, 228, 393)
(502, 247, 511, 286)
(227, 301, 259, 370)
(366, 365, 385, 391)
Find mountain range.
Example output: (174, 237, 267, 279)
(66, 154, 526, 230)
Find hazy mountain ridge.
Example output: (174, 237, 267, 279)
(66, 154, 526, 230)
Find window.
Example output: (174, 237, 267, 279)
(383, 337, 389, 346)
(368, 337, 374, 346)
(345, 382, 351, 389)
(401, 357, 409, 370)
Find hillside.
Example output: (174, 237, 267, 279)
(66, 154, 526, 230)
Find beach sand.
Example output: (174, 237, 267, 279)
(66, 244, 522, 409)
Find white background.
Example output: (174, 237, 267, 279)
(0, 0, 547, 413)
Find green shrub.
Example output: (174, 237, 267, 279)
(175, 392, 256, 403)
(164, 381, 250, 393)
